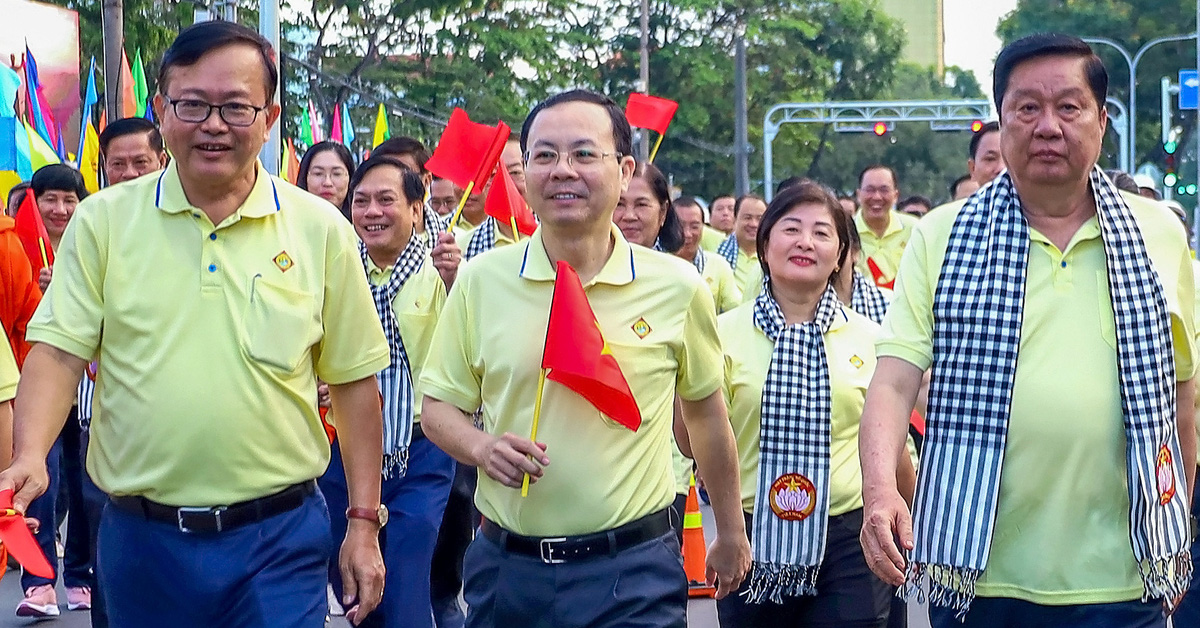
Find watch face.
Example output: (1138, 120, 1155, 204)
(377, 505, 389, 527)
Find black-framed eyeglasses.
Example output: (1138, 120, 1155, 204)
(163, 96, 268, 127)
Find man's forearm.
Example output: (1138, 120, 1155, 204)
(681, 392, 745, 536)
(13, 344, 86, 464)
(860, 358, 925, 495)
(328, 377, 384, 511)
(421, 397, 490, 466)
(1178, 377, 1196, 501)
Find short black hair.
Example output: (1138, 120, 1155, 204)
(158, 20, 278, 103)
(521, 89, 632, 158)
(373, 137, 431, 174)
(993, 33, 1106, 113)
(949, 175, 973, 199)
(297, 141, 355, 193)
(1105, 169, 1139, 194)
(968, 121, 1000, 160)
(899, 195, 933, 212)
(632, 161, 683, 253)
(757, 182, 852, 285)
(346, 155, 427, 215)
(99, 117, 164, 156)
(858, 164, 897, 189)
(31, 164, 88, 200)
(733, 194, 765, 218)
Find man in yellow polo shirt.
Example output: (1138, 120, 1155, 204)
(1, 22, 390, 627)
(854, 165, 917, 288)
(859, 34, 1197, 628)
(420, 89, 750, 628)
(716, 195, 766, 304)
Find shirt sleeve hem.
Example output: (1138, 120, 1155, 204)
(420, 381, 481, 414)
(874, 343, 932, 372)
(24, 328, 95, 362)
(678, 378, 722, 403)
(319, 353, 390, 385)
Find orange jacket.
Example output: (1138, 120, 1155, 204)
(0, 216, 42, 367)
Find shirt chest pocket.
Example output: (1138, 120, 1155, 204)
(242, 276, 320, 373)
(1096, 271, 1118, 351)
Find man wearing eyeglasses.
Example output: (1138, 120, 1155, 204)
(855, 164, 917, 288)
(2, 21, 390, 627)
(420, 89, 750, 628)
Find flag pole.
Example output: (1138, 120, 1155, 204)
(510, 217, 520, 242)
(648, 133, 665, 163)
(447, 181, 475, 231)
(521, 368, 548, 497)
(36, 239, 48, 267)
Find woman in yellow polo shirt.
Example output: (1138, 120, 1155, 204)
(716, 181, 909, 627)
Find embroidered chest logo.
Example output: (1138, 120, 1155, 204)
(273, 251, 294, 273)
(849, 355, 864, 369)
(768, 473, 816, 521)
(631, 317, 652, 339)
(1157, 445, 1177, 505)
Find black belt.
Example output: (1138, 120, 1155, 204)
(411, 422, 425, 441)
(480, 509, 671, 564)
(109, 480, 317, 534)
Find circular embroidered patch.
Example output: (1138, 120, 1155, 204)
(769, 473, 816, 521)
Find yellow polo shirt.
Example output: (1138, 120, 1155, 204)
(731, 246, 764, 305)
(421, 225, 723, 537)
(879, 193, 1196, 605)
(719, 301, 877, 516)
(701, 226, 728, 252)
(27, 162, 390, 506)
(700, 252, 742, 314)
(454, 219, 518, 260)
(0, 332, 16, 402)
(855, 210, 918, 286)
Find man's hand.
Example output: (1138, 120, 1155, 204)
(860, 486, 913, 586)
(471, 432, 548, 489)
(431, 233, 462, 290)
(37, 266, 52, 293)
(339, 519, 385, 625)
(705, 532, 751, 599)
(0, 456, 51, 514)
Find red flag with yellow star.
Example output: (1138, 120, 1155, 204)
(541, 261, 641, 431)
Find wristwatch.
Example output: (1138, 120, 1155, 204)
(346, 504, 388, 528)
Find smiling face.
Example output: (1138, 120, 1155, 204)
(1000, 54, 1106, 192)
(614, 175, 666, 248)
(305, 149, 350, 208)
(856, 167, 898, 221)
(37, 189, 79, 241)
(351, 165, 421, 261)
(734, 197, 766, 253)
(764, 202, 843, 291)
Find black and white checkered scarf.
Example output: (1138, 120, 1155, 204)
(692, 249, 707, 274)
(358, 231, 429, 478)
(906, 168, 1191, 616)
(746, 281, 842, 603)
(718, 233, 739, 269)
(850, 270, 888, 324)
(464, 217, 498, 261)
(422, 206, 446, 250)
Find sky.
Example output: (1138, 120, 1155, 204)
(943, 0, 1021, 104)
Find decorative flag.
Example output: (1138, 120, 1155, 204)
(625, 93, 678, 135)
(299, 108, 314, 148)
(54, 123, 67, 161)
(485, 164, 537, 237)
(0, 65, 31, 178)
(340, 103, 353, 148)
(22, 46, 59, 150)
(307, 100, 325, 143)
(540, 261, 641, 431)
(79, 120, 100, 193)
(119, 50, 136, 118)
(0, 489, 53, 579)
(76, 58, 98, 170)
(24, 121, 60, 171)
(13, 191, 53, 275)
(424, 108, 509, 193)
(330, 102, 343, 144)
(372, 104, 389, 148)
(287, 139, 301, 184)
(131, 50, 149, 118)
(98, 109, 107, 134)
(866, 258, 894, 290)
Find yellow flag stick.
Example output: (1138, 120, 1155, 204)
(510, 216, 520, 243)
(648, 133, 666, 163)
(447, 181, 475, 231)
(521, 368, 548, 497)
(37, 239, 48, 267)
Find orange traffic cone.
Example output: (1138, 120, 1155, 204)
(683, 474, 715, 598)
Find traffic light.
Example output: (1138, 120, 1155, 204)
(1165, 144, 1177, 187)
(970, 120, 984, 133)
(873, 122, 888, 136)
(1165, 172, 1179, 187)
(1165, 140, 1178, 154)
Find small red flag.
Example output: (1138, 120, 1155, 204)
(485, 165, 537, 237)
(13, 192, 52, 276)
(625, 93, 678, 135)
(425, 108, 510, 194)
(866, 257, 894, 290)
(541, 262, 641, 431)
(0, 489, 54, 579)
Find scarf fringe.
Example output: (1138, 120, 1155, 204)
(1139, 551, 1193, 606)
(903, 562, 980, 621)
(381, 447, 410, 480)
(744, 561, 819, 604)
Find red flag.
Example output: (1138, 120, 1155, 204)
(425, 108, 509, 194)
(541, 262, 641, 431)
(866, 257, 894, 290)
(0, 489, 53, 579)
(485, 165, 537, 237)
(13, 193, 52, 276)
(625, 93, 678, 135)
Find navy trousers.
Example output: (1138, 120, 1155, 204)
(928, 596, 1165, 628)
(1172, 485, 1200, 626)
(320, 434, 455, 628)
(97, 488, 333, 627)
(79, 429, 110, 627)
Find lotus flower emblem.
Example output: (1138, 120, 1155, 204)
(776, 484, 810, 513)
(769, 473, 816, 521)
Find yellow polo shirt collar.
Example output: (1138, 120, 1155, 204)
(518, 224, 636, 287)
(155, 161, 281, 220)
(855, 209, 903, 239)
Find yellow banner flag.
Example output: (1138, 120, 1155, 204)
(372, 104, 390, 148)
(79, 121, 101, 193)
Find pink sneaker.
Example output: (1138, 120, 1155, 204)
(66, 586, 91, 611)
(16, 584, 60, 617)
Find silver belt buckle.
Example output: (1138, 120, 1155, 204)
(177, 506, 227, 533)
(538, 537, 568, 564)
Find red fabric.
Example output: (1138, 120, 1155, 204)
(425, 108, 510, 193)
(909, 410, 925, 437)
(625, 93, 678, 134)
(484, 165, 537, 237)
(0, 217, 42, 367)
(12, 194, 51, 283)
(0, 489, 53, 579)
(865, 257, 894, 290)
(541, 262, 641, 431)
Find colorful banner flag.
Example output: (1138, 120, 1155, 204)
(23, 46, 59, 151)
(625, 93, 678, 134)
(307, 100, 325, 143)
(131, 50, 149, 119)
(0, 65, 31, 178)
(340, 103, 353, 148)
(485, 165, 537, 237)
(330, 102, 343, 144)
(540, 261, 641, 431)
(424, 108, 509, 193)
(79, 120, 100, 193)
(120, 49, 137, 118)
(299, 107, 313, 148)
(76, 57, 98, 170)
(24, 121, 60, 171)
(13, 191, 53, 275)
(372, 104, 389, 148)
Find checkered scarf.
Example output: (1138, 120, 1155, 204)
(907, 168, 1191, 617)
(746, 281, 841, 603)
(465, 217, 498, 261)
(358, 231, 430, 478)
(77, 364, 97, 430)
(422, 205, 446, 250)
(692, 249, 707, 274)
(718, 233, 739, 269)
(850, 270, 888, 324)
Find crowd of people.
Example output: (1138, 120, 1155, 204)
(0, 19, 1198, 628)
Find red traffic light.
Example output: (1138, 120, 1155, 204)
(971, 120, 984, 133)
(873, 122, 888, 136)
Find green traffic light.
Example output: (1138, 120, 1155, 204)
(1180, 186, 1187, 194)
(1165, 173, 1179, 186)
(1189, 184, 1198, 195)
(1165, 141, 1178, 154)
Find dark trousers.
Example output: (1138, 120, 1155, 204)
(79, 429, 110, 627)
(430, 462, 478, 628)
(24, 412, 92, 591)
(1173, 479, 1200, 626)
(717, 509, 892, 628)
(320, 435, 455, 628)
(668, 492, 687, 549)
(929, 596, 1165, 628)
(97, 488, 333, 627)
(463, 530, 686, 628)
